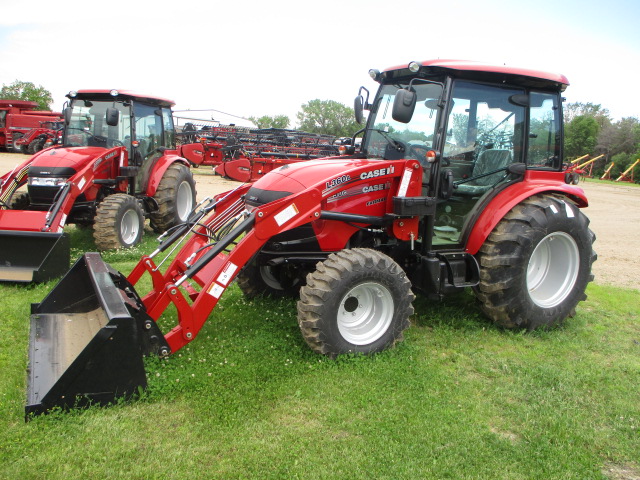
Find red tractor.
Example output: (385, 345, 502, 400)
(25, 60, 596, 416)
(15, 120, 64, 154)
(0, 90, 196, 282)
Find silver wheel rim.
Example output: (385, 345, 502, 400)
(527, 232, 580, 308)
(176, 180, 193, 221)
(337, 282, 394, 345)
(120, 209, 140, 246)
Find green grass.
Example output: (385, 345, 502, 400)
(0, 227, 638, 479)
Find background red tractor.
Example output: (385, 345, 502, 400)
(0, 89, 196, 282)
(15, 120, 64, 154)
(25, 60, 596, 416)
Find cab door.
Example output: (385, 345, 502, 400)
(434, 81, 526, 246)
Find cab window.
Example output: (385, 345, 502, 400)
(528, 92, 561, 169)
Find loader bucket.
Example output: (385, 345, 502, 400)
(26, 252, 168, 417)
(0, 230, 70, 283)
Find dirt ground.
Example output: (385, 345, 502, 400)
(1, 151, 638, 290)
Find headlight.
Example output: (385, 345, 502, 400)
(28, 177, 68, 187)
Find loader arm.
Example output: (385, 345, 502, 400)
(129, 185, 324, 353)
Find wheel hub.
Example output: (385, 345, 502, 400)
(527, 231, 580, 308)
(176, 181, 193, 221)
(337, 282, 394, 345)
(120, 209, 141, 246)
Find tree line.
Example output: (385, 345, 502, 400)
(564, 102, 640, 182)
(3, 80, 638, 182)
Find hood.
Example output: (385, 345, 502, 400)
(245, 158, 385, 206)
(29, 146, 111, 172)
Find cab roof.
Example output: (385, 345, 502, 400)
(383, 59, 569, 91)
(70, 89, 175, 108)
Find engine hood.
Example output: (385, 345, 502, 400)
(245, 157, 393, 206)
(29, 146, 112, 172)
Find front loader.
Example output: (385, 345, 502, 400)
(25, 60, 596, 417)
(0, 90, 197, 283)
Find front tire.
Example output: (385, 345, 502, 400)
(297, 248, 415, 357)
(93, 194, 144, 250)
(149, 163, 196, 233)
(9, 134, 24, 153)
(475, 194, 596, 330)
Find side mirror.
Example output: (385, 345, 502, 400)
(63, 107, 72, 125)
(106, 107, 119, 127)
(354, 95, 364, 124)
(392, 89, 416, 123)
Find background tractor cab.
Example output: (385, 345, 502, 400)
(62, 89, 177, 193)
(0, 89, 195, 282)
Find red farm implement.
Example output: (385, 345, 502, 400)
(177, 123, 341, 182)
(0, 100, 61, 153)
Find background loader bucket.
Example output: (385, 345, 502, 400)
(0, 230, 69, 283)
(26, 252, 167, 417)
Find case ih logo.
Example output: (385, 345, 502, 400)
(362, 183, 389, 193)
(360, 166, 394, 180)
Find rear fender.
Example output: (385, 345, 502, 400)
(465, 174, 589, 255)
(144, 153, 190, 196)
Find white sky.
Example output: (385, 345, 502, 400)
(1, 0, 639, 126)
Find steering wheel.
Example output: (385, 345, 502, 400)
(107, 138, 124, 148)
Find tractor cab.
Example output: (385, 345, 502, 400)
(63, 90, 176, 167)
(356, 60, 565, 248)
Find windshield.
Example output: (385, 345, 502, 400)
(362, 82, 443, 163)
(64, 99, 131, 150)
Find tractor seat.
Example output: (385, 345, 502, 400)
(456, 149, 513, 196)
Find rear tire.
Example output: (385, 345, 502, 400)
(93, 194, 144, 250)
(297, 248, 414, 357)
(237, 260, 306, 299)
(149, 163, 196, 233)
(475, 194, 596, 330)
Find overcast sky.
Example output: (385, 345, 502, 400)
(1, 0, 638, 127)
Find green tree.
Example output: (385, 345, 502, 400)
(564, 115, 599, 159)
(249, 114, 290, 129)
(598, 117, 640, 157)
(0, 80, 54, 110)
(564, 102, 611, 128)
(296, 99, 360, 137)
